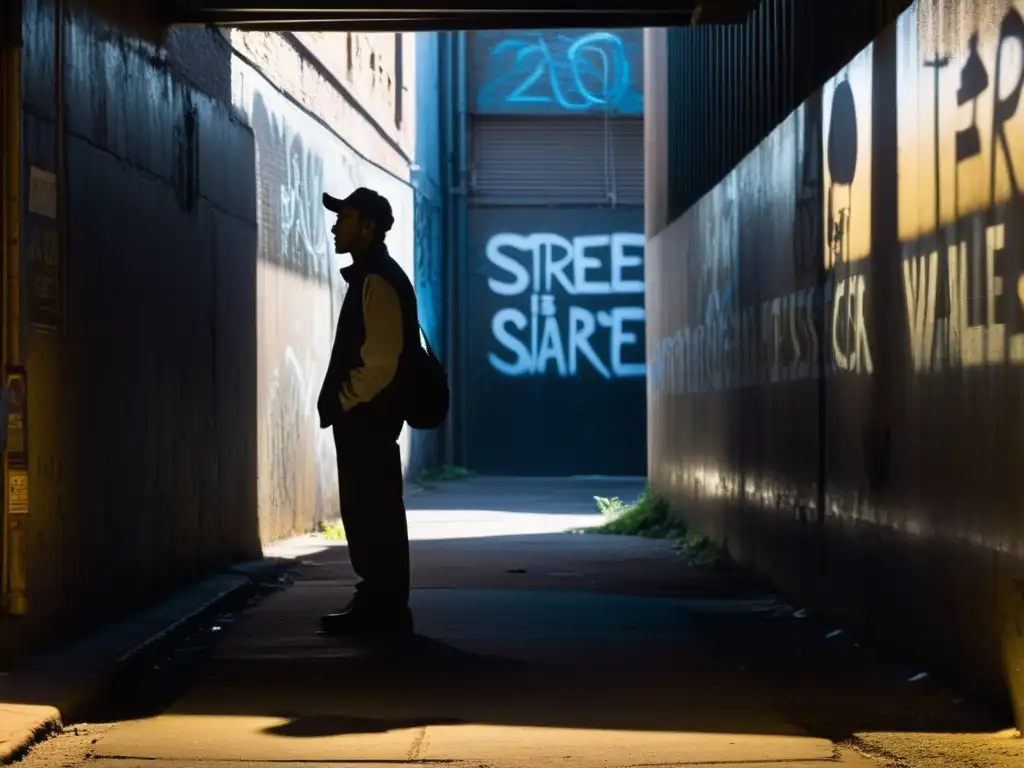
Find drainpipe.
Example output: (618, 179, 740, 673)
(441, 32, 456, 467)
(439, 32, 470, 468)
(55, 0, 66, 338)
(453, 30, 468, 467)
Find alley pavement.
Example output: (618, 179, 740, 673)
(16, 477, 1024, 767)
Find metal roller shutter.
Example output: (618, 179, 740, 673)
(469, 116, 644, 206)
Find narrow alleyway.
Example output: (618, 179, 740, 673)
(15, 478, 1024, 768)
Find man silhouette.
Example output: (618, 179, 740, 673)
(316, 187, 419, 638)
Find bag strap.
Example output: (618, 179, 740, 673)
(419, 324, 437, 358)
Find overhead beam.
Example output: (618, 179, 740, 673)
(176, 1, 695, 12)
(692, 0, 761, 24)
(184, 13, 696, 31)
(158, 0, 760, 29)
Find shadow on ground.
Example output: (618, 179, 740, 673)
(89, 530, 1004, 751)
(42, 476, 1012, 767)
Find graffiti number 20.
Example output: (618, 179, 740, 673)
(480, 31, 641, 114)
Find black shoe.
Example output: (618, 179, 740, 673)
(320, 604, 413, 637)
(318, 605, 363, 634)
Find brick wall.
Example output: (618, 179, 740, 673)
(224, 30, 432, 543)
(228, 30, 413, 180)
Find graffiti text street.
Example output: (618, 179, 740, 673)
(486, 231, 646, 378)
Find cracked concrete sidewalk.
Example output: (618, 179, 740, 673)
(11, 476, 1024, 767)
(0, 559, 290, 763)
(80, 477, 881, 766)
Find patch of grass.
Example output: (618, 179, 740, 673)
(318, 518, 347, 541)
(676, 528, 730, 566)
(593, 488, 686, 538)
(421, 463, 474, 482)
(589, 486, 730, 567)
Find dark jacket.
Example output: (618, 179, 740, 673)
(317, 243, 419, 443)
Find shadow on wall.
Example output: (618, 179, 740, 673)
(246, 87, 341, 545)
(14, 0, 261, 658)
(230, 32, 436, 544)
(646, 0, 1024, 727)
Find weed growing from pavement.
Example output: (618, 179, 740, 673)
(588, 487, 730, 567)
(318, 519, 347, 541)
(421, 463, 474, 482)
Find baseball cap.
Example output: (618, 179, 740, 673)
(323, 187, 394, 236)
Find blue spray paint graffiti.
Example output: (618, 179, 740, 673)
(474, 29, 643, 115)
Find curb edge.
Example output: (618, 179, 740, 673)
(0, 557, 293, 765)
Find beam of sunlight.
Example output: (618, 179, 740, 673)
(91, 714, 842, 765)
(263, 534, 333, 560)
(263, 506, 606, 554)
(406, 509, 604, 540)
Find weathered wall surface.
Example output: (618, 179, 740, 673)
(11, 3, 439, 655)
(646, 0, 1024, 724)
(227, 30, 429, 542)
(15, 0, 261, 653)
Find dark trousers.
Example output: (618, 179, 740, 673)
(333, 426, 410, 611)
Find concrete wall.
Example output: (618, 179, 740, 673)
(646, 0, 1024, 724)
(15, 0, 260, 653)
(11, 1, 442, 654)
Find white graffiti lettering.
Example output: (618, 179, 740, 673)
(484, 231, 646, 379)
(649, 273, 875, 397)
(900, 218, 1024, 373)
(831, 274, 874, 375)
(264, 345, 337, 522)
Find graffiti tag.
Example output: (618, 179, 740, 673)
(251, 91, 333, 282)
(485, 231, 646, 379)
(476, 30, 643, 115)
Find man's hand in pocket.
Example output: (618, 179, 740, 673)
(317, 389, 336, 429)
